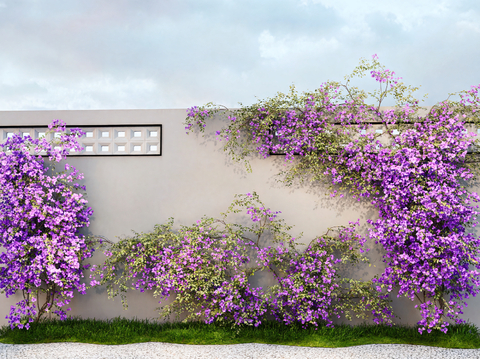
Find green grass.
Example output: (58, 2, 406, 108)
(0, 318, 479, 348)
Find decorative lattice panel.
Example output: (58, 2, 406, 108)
(0, 125, 162, 156)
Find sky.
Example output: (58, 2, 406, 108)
(0, 0, 479, 110)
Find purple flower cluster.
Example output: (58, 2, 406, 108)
(0, 120, 94, 329)
(184, 56, 480, 333)
(185, 105, 212, 133)
(363, 110, 480, 333)
(92, 193, 392, 327)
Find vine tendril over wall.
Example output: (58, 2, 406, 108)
(184, 55, 480, 333)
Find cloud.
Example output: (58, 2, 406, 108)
(302, 0, 451, 31)
(0, 0, 478, 109)
(259, 31, 287, 60)
(258, 30, 339, 61)
(0, 75, 157, 110)
(456, 9, 480, 33)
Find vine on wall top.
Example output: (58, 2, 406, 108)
(184, 55, 480, 333)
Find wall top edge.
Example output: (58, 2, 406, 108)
(0, 108, 186, 112)
(0, 106, 436, 127)
(0, 106, 435, 113)
(0, 109, 187, 127)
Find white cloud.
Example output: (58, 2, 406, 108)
(0, 76, 157, 110)
(457, 19, 480, 33)
(258, 30, 288, 59)
(456, 9, 480, 33)
(302, 0, 451, 31)
(258, 30, 339, 61)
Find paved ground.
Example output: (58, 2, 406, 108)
(1, 342, 479, 359)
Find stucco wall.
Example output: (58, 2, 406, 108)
(1, 109, 479, 327)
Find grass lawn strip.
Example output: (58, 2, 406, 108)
(0, 318, 479, 349)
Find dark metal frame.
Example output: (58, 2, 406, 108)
(0, 124, 163, 157)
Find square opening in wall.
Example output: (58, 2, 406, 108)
(54, 133, 61, 138)
(117, 145, 125, 152)
(22, 132, 30, 138)
(85, 131, 94, 138)
(6, 132, 14, 138)
(133, 131, 142, 138)
(85, 145, 93, 152)
(101, 131, 109, 138)
(150, 145, 158, 152)
(117, 131, 126, 138)
(149, 131, 158, 137)
(101, 145, 109, 152)
(133, 145, 141, 152)
(37, 132, 46, 138)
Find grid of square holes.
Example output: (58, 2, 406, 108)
(0, 126, 161, 156)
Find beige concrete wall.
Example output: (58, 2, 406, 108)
(0, 109, 479, 327)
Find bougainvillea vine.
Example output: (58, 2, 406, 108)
(91, 192, 394, 328)
(0, 120, 95, 329)
(184, 55, 480, 333)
